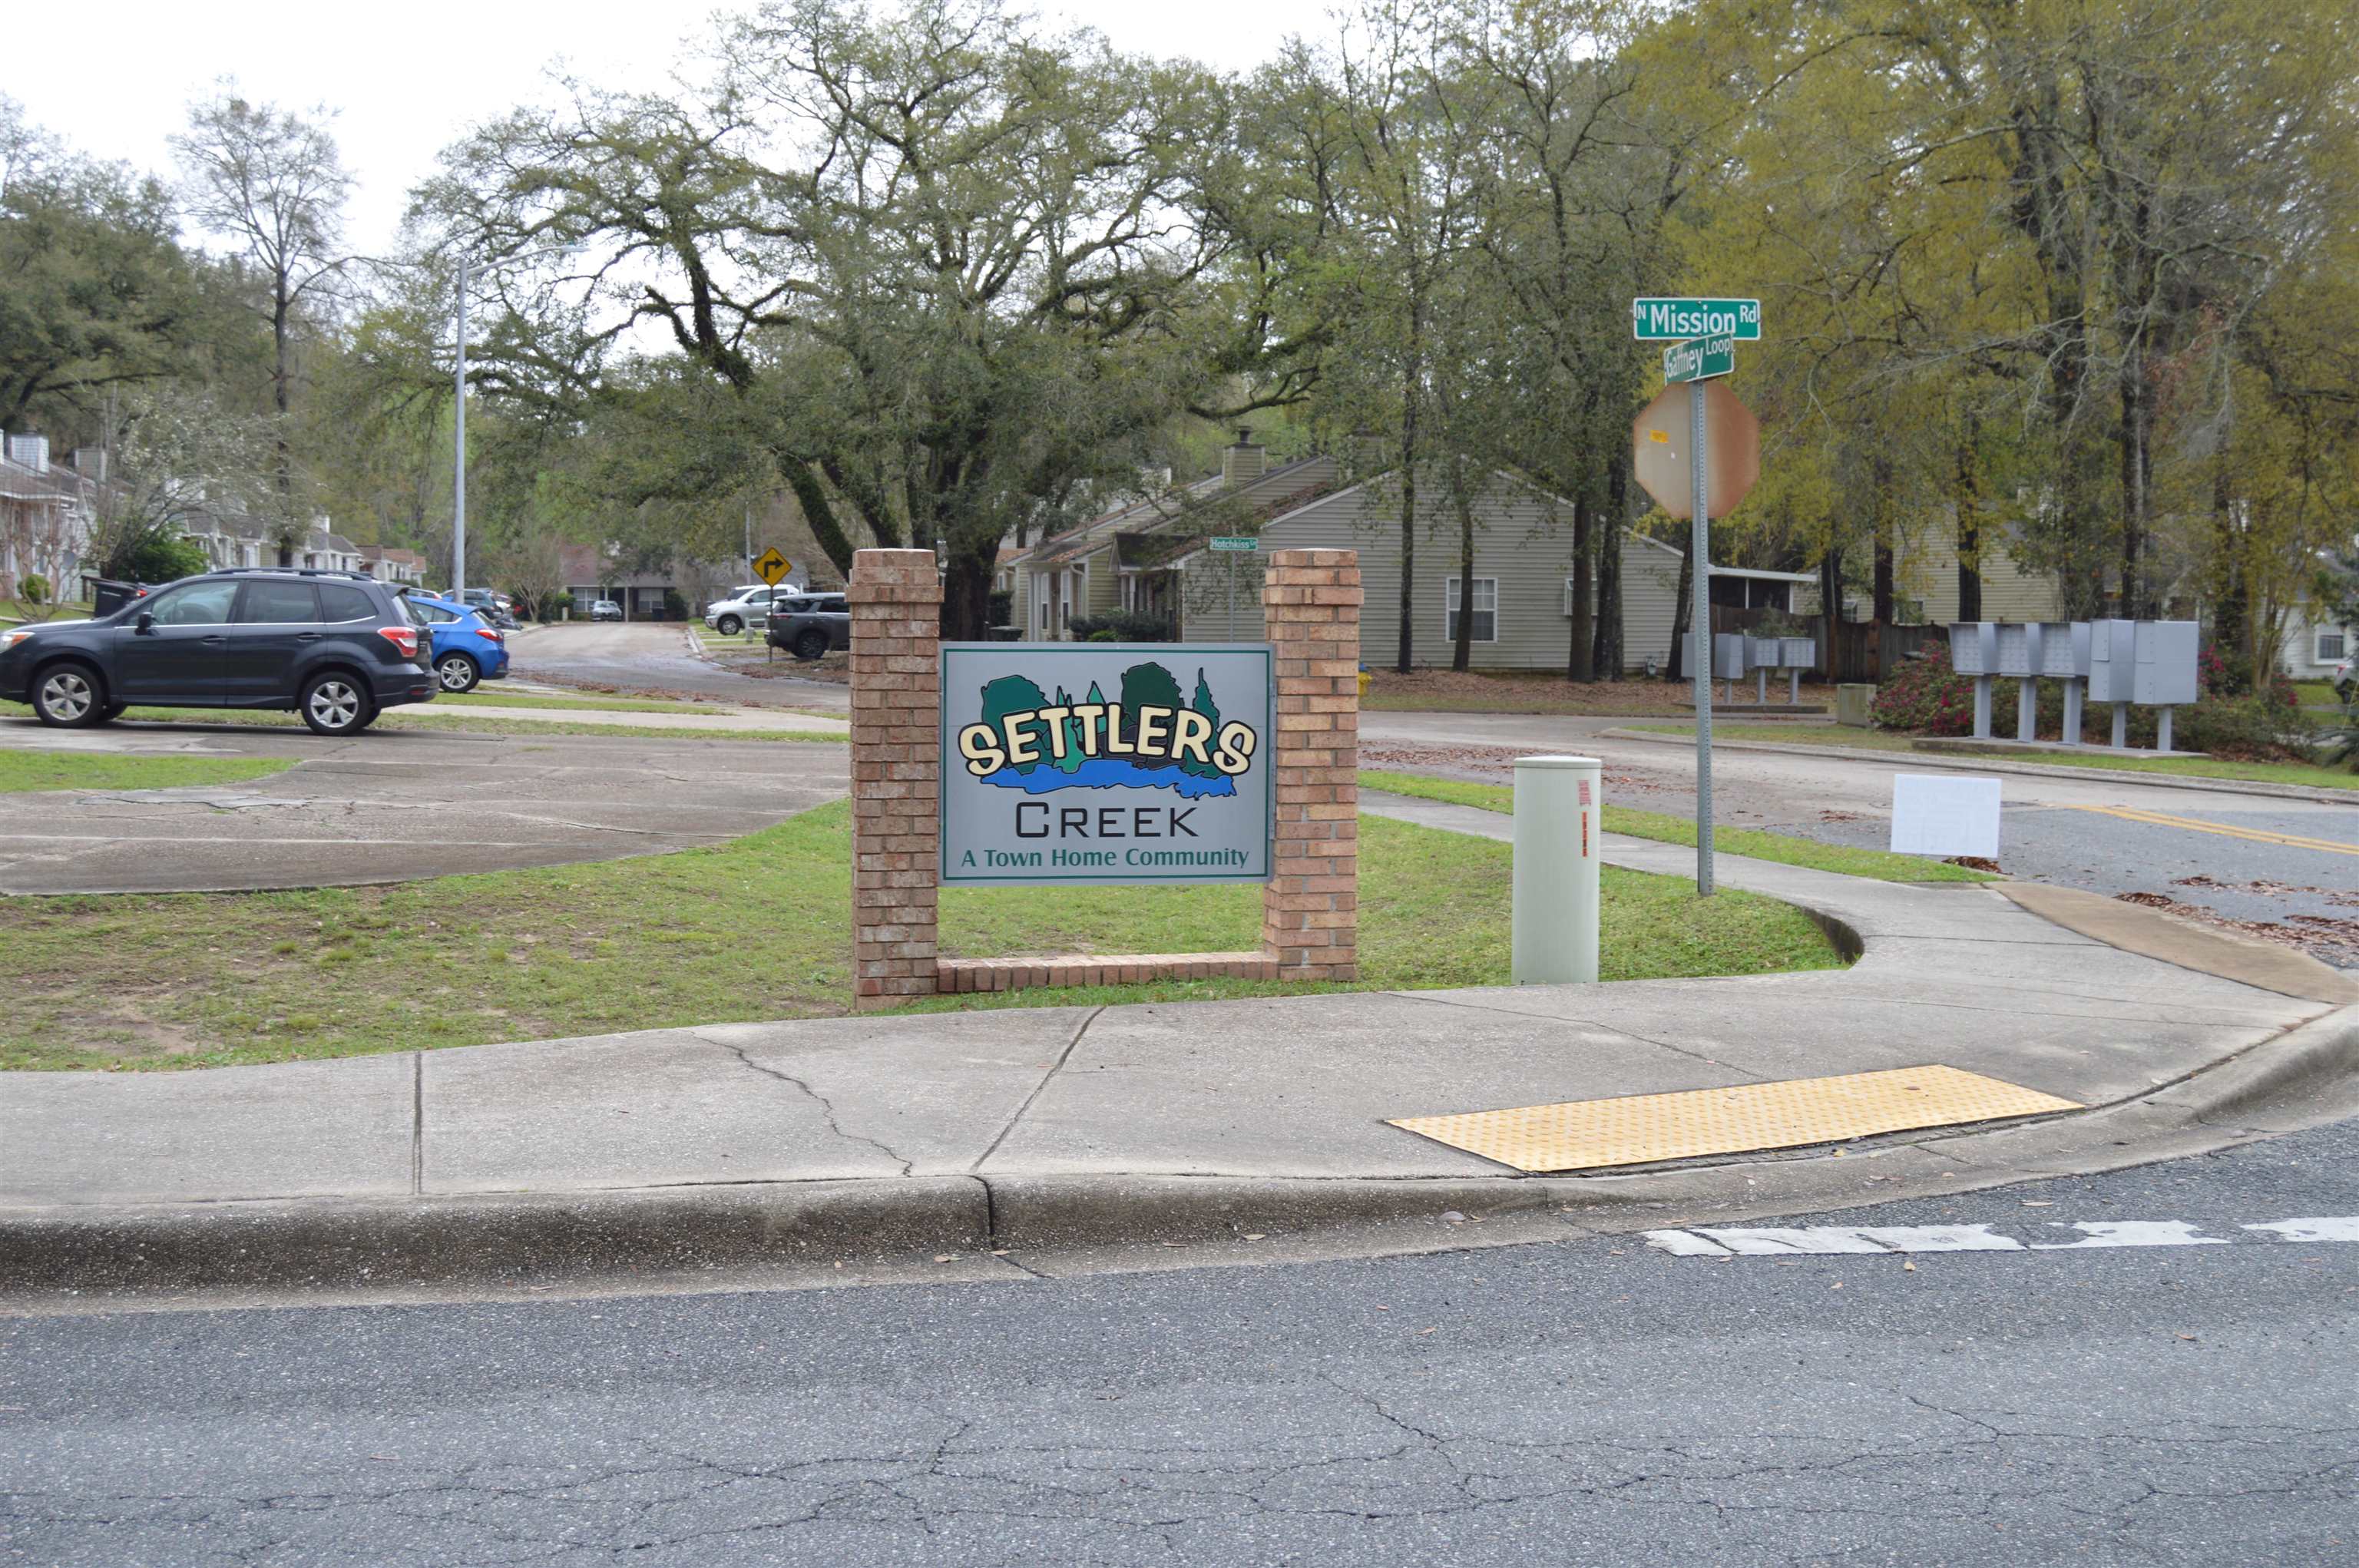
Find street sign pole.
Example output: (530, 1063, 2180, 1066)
(1689, 378, 1715, 896)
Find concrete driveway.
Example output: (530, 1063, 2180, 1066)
(0, 720, 848, 895)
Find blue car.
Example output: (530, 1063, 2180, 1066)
(403, 593, 511, 693)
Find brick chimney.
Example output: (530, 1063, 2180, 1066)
(1220, 428, 1266, 490)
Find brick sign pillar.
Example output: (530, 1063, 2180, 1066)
(1260, 548, 1361, 981)
(849, 548, 943, 1009)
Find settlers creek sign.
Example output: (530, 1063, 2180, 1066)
(940, 643, 1274, 885)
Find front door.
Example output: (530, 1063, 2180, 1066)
(223, 579, 323, 705)
(112, 579, 240, 705)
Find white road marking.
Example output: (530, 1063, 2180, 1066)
(2244, 1218, 2359, 1242)
(1694, 1228, 1886, 1255)
(2029, 1221, 2228, 1249)
(1643, 1216, 2358, 1258)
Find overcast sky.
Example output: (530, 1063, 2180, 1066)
(7, 0, 1332, 255)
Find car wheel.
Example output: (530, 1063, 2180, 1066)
(717, 614, 743, 637)
(299, 673, 372, 736)
(436, 653, 481, 693)
(30, 663, 105, 727)
(792, 629, 829, 662)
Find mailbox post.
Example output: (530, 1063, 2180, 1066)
(1949, 622, 2000, 739)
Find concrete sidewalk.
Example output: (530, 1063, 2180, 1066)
(5, 808, 2354, 1304)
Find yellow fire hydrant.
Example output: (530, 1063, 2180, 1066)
(1358, 665, 1372, 700)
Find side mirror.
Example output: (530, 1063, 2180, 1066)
(134, 611, 155, 633)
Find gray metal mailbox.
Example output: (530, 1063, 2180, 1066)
(2086, 620, 2136, 703)
(1948, 622, 1999, 676)
(2133, 620, 2199, 706)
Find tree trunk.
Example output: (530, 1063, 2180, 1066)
(1871, 457, 1896, 625)
(1668, 540, 1692, 683)
(776, 454, 859, 581)
(1819, 543, 1844, 680)
(1592, 455, 1626, 680)
(1567, 493, 1595, 683)
(2209, 465, 2248, 688)
(1450, 458, 1475, 673)
(941, 533, 994, 641)
(1395, 306, 1423, 675)
(1954, 424, 1983, 623)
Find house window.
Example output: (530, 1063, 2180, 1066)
(2321, 629, 2349, 663)
(1443, 577, 1497, 643)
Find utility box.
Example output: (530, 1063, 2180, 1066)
(1512, 756, 1602, 985)
(1948, 622, 2000, 676)
(2133, 620, 2199, 706)
(1837, 683, 1877, 726)
(2087, 620, 2137, 703)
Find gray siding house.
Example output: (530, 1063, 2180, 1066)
(1173, 470, 1802, 673)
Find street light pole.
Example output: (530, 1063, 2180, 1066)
(450, 244, 570, 602)
(452, 256, 468, 597)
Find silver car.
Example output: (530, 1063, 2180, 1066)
(703, 586, 792, 637)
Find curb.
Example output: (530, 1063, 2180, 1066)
(9, 1007, 2351, 1303)
(1596, 726, 2354, 805)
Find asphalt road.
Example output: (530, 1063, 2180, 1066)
(1366, 713, 2359, 969)
(0, 724, 847, 894)
(514, 623, 849, 710)
(6, 1116, 2357, 1565)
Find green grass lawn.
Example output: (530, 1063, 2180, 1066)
(1625, 722, 2357, 791)
(3, 700, 845, 743)
(0, 800, 1841, 1071)
(1359, 768, 1996, 883)
(0, 751, 293, 794)
(0, 600, 94, 625)
(439, 690, 741, 715)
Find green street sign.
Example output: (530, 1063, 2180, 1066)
(1663, 333, 1735, 385)
(1208, 536, 1259, 553)
(1632, 297, 1762, 342)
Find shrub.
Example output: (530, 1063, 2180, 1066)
(1067, 610, 1174, 643)
(1870, 647, 1976, 734)
(988, 589, 1013, 627)
(108, 533, 211, 584)
(16, 574, 48, 606)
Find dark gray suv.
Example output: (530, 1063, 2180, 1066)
(0, 569, 437, 736)
(764, 593, 851, 661)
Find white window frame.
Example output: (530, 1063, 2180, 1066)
(2318, 627, 2348, 663)
(1442, 576, 1498, 644)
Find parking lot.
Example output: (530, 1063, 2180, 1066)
(0, 720, 848, 895)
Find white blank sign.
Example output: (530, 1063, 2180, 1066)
(1890, 775, 2001, 858)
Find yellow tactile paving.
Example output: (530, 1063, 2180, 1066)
(1389, 1066, 2083, 1173)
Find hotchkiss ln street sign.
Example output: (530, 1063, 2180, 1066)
(940, 642, 1274, 886)
(1631, 297, 1762, 342)
(1663, 333, 1735, 384)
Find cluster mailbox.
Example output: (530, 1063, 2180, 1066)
(1950, 618, 2197, 751)
(1685, 631, 1818, 702)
